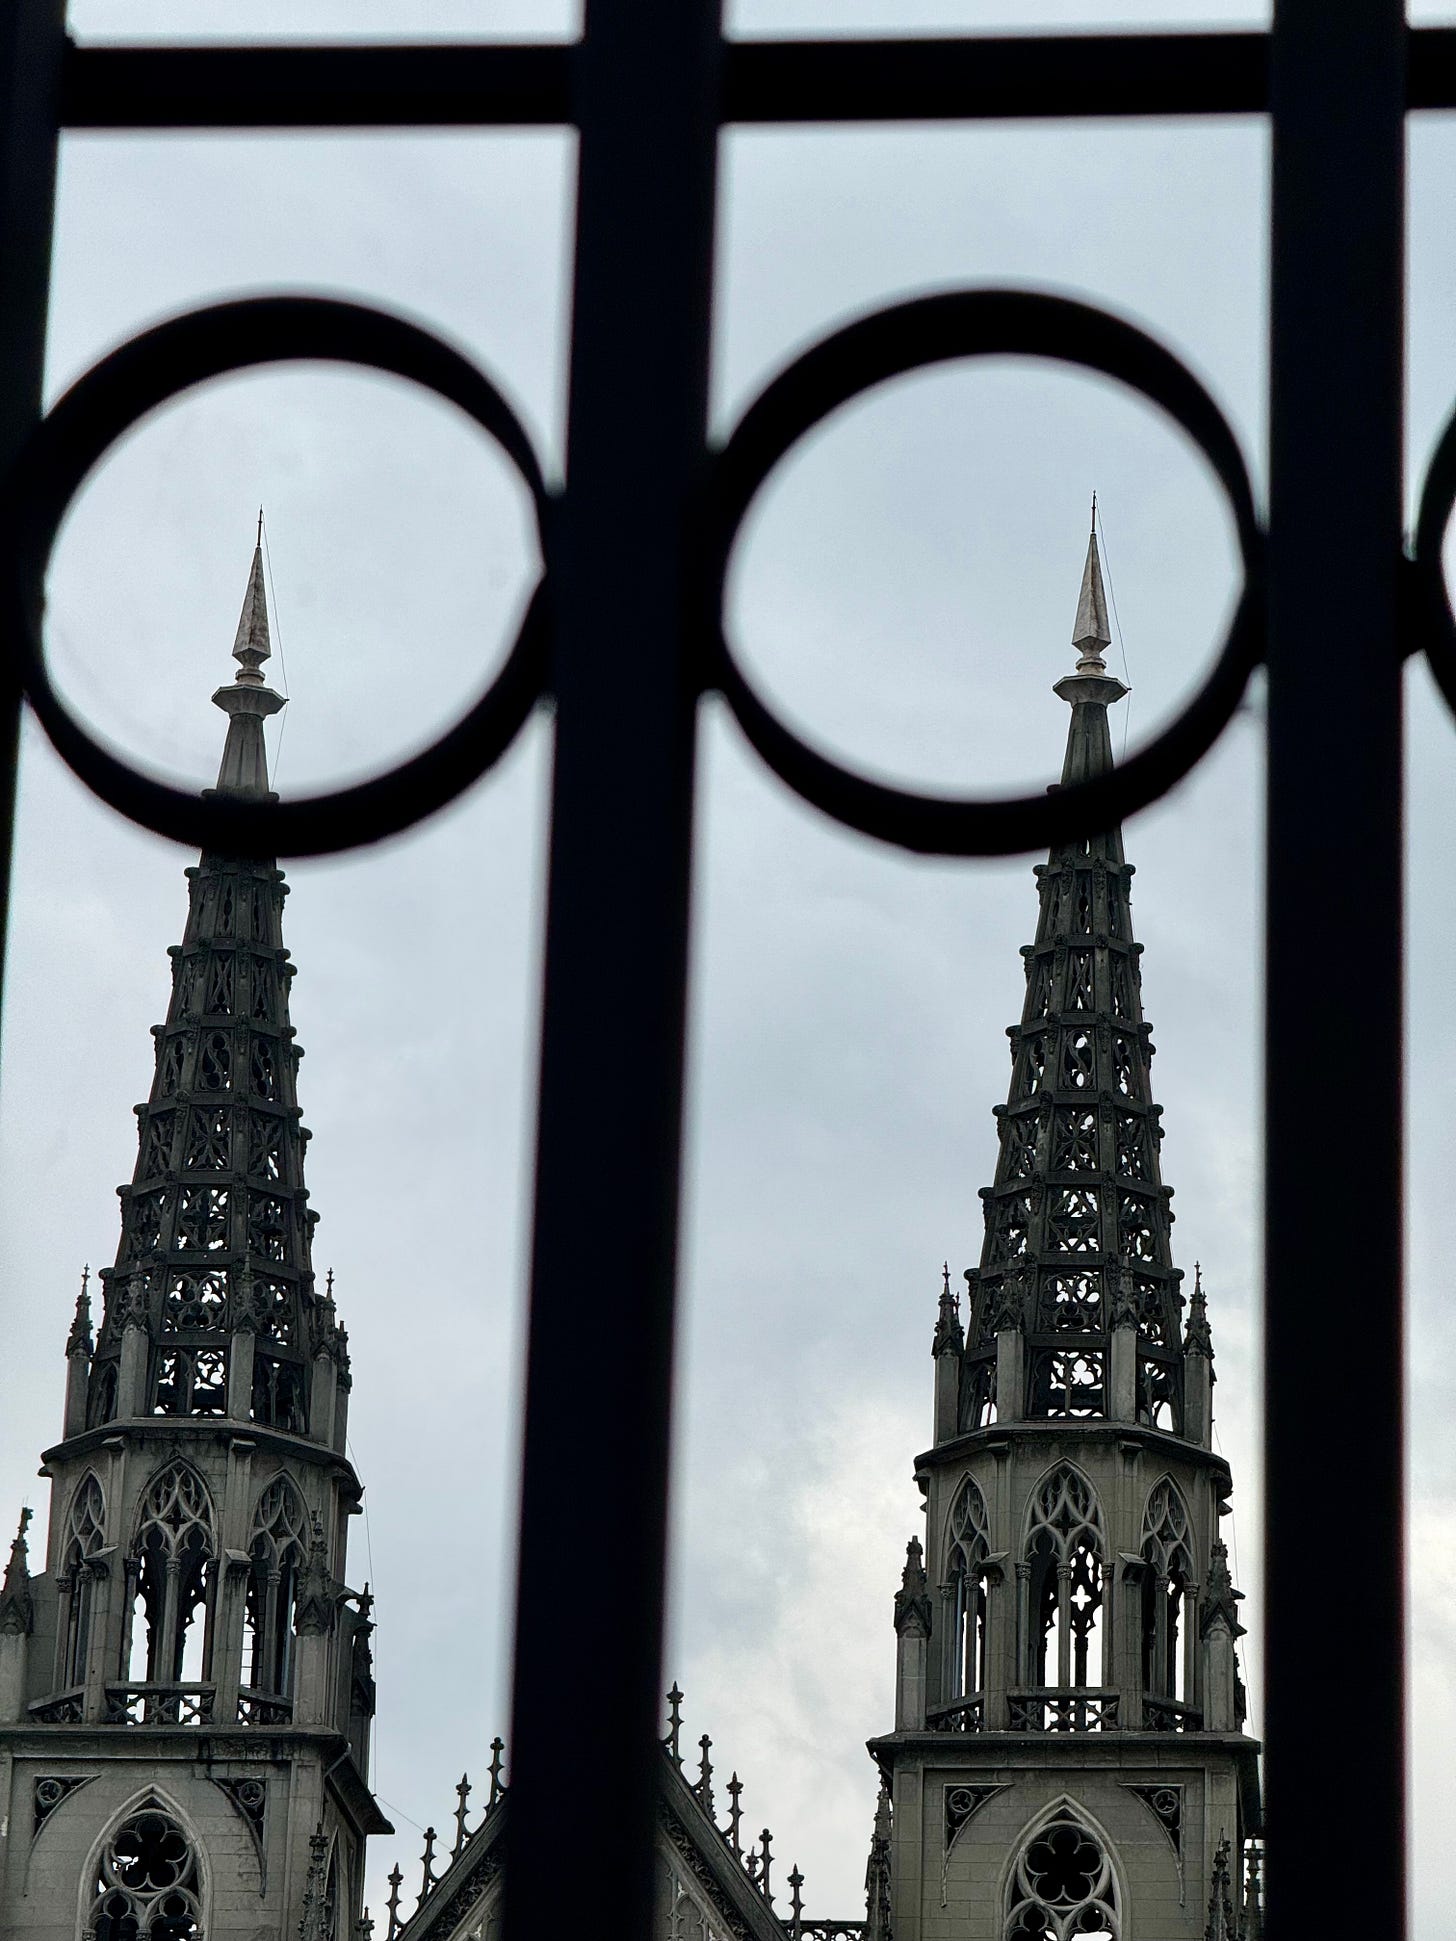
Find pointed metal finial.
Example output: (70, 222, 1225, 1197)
(788, 1866, 805, 1938)
(452, 1773, 472, 1857)
(232, 531, 272, 681)
(384, 1865, 403, 1941)
(758, 1828, 774, 1903)
(664, 1682, 684, 1763)
(726, 1772, 743, 1853)
(418, 1825, 438, 1903)
(257, 506, 264, 547)
(213, 525, 285, 795)
(1091, 489, 1097, 532)
(487, 1734, 506, 1807)
(1071, 523, 1113, 671)
(695, 1734, 715, 1817)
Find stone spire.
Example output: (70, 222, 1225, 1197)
(65, 1267, 93, 1356)
(86, 533, 346, 1443)
(870, 521, 1259, 1941)
(958, 524, 1189, 1433)
(0, 1509, 33, 1637)
(213, 514, 286, 797)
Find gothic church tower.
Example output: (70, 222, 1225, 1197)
(0, 537, 389, 1939)
(874, 528, 1262, 1939)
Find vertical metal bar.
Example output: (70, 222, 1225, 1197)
(503, 5, 721, 1939)
(0, 0, 65, 1035)
(1267, 2, 1406, 1931)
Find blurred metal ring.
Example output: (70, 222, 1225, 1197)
(702, 288, 1263, 856)
(2, 295, 551, 857)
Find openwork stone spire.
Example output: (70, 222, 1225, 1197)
(961, 523, 1189, 1431)
(88, 535, 343, 1437)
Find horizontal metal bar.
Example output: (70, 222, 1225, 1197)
(58, 39, 573, 129)
(726, 31, 1268, 122)
(57, 29, 1456, 133)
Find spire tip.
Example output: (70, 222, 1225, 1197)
(213, 521, 285, 795)
(1070, 518, 1113, 672)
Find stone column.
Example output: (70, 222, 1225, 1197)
(310, 1350, 338, 1448)
(1109, 1264, 1138, 1422)
(117, 1280, 151, 1419)
(291, 1516, 336, 1728)
(1183, 1275, 1215, 1448)
(1200, 1539, 1245, 1731)
(214, 1556, 251, 1724)
(0, 1510, 33, 1723)
(80, 1552, 117, 1723)
(63, 1344, 90, 1440)
(932, 1267, 964, 1443)
(983, 1559, 1009, 1729)
(933, 1346, 960, 1444)
(1202, 1614, 1238, 1731)
(892, 1539, 930, 1730)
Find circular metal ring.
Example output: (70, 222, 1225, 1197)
(3, 295, 552, 857)
(703, 289, 1264, 856)
(1411, 402, 1456, 711)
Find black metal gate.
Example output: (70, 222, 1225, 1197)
(1, 5, 1445, 1934)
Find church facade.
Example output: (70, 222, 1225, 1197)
(0, 528, 1261, 1939)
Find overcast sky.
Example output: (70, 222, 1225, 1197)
(1, 0, 1453, 1930)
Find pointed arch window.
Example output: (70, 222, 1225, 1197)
(1023, 1467, 1105, 1693)
(59, 1472, 105, 1689)
(948, 1478, 991, 1701)
(1140, 1478, 1196, 1723)
(123, 1465, 216, 1690)
(1004, 1810, 1120, 1939)
(88, 1800, 203, 1940)
(243, 1475, 307, 1702)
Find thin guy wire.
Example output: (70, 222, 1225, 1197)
(258, 511, 291, 784)
(374, 1795, 429, 1837)
(1092, 499, 1133, 760)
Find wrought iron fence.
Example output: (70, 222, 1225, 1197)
(0, 2, 1443, 1934)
